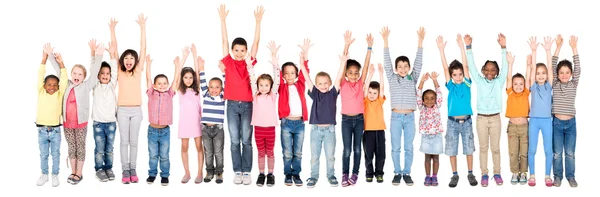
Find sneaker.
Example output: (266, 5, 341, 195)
(328, 176, 339, 187)
(233, 172, 242, 184)
(544, 176, 553, 187)
(96, 170, 109, 182)
(50, 174, 59, 187)
(553, 176, 561, 187)
(285, 175, 293, 186)
(493, 174, 503, 185)
(449, 174, 459, 188)
(37, 174, 49, 186)
(194, 176, 203, 184)
(567, 178, 578, 188)
(161, 177, 169, 186)
(292, 175, 303, 186)
(519, 173, 527, 185)
(528, 177, 536, 186)
(181, 174, 191, 184)
(242, 172, 252, 185)
(105, 169, 115, 181)
(122, 170, 131, 184)
(366, 177, 373, 183)
(376, 175, 384, 183)
(349, 174, 358, 185)
(306, 178, 317, 188)
(256, 174, 266, 187)
(481, 174, 489, 187)
(467, 173, 478, 186)
(204, 173, 214, 183)
(424, 176, 432, 186)
(146, 176, 156, 184)
(392, 174, 402, 186)
(266, 174, 275, 187)
(130, 169, 139, 183)
(341, 174, 349, 187)
(511, 173, 518, 185)
(431, 176, 438, 186)
(215, 173, 224, 184)
(403, 174, 414, 186)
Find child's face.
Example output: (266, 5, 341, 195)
(451, 69, 464, 84)
(258, 79, 272, 94)
(182, 72, 194, 87)
(71, 67, 85, 86)
(232, 44, 248, 61)
(208, 80, 222, 97)
(423, 91, 436, 108)
(367, 88, 379, 101)
(44, 78, 59, 95)
(345, 66, 360, 82)
(535, 66, 548, 84)
(558, 66, 572, 83)
(153, 77, 170, 92)
(124, 54, 136, 71)
(283, 66, 297, 85)
(98, 67, 111, 84)
(483, 63, 498, 80)
(395, 61, 410, 77)
(315, 76, 331, 93)
(512, 77, 525, 93)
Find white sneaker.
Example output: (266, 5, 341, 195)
(37, 174, 49, 186)
(242, 172, 251, 185)
(52, 174, 60, 187)
(233, 172, 243, 184)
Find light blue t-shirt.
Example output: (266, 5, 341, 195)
(529, 82, 552, 118)
(445, 78, 473, 116)
(467, 48, 509, 114)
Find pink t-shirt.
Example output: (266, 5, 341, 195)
(251, 93, 278, 127)
(340, 78, 365, 114)
(64, 88, 87, 129)
(147, 87, 175, 126)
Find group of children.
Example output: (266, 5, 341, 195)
(35, 4, 580, 189)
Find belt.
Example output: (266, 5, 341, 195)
(448, 115, 471, 123)
(478, 113, 500, 117)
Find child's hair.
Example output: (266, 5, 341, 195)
(119, 49, 140, 75)
(72, 64, 87, 78)
(481, 60, 500, 78)
(231, 37, 248, 49)
(512, 73, 525, 82)
(394, 56, 411, 69)
(178, 67, 200, 95)
(153, 74, 168, 84)
(282, 62, 298, 77)
(256, 74, 274, 94)
(422, 89, 437, 105)
(448, 60, 464, 76)
(315, 71, 332, 84)
(44, 75, 59, 84)
(557, 59, 573, 73)
(100, 61, 111, 73)
(346, 59, 361, 70)
(209, 77, 223, 86)
(369, 81, 380, 92)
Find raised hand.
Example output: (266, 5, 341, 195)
(555, 34, 563, 48)
(417, 27, 426, 44)
(43, 43, 54, 55)
(377, 63, 383, 74)
(136, 13, 147, 26)
(106, 42, 117, 57)
(506, 51, 515, 64)
(528, 36, 539, 51)
(267, 41, 280, 57)
(54, 53, 63, 64)
(88, 39, 97, 51)
(182, 46, 190, 59)
(297, 38, 313, 59)
(254, 5, 265, 22)
(366, 33, 374, 47)
(380, 26, 390, 41)
(191, 43, 197, 57)
(344, 30, 355, 46)
(197, 56, 205, 71)
(497, 33, 506, 48)
(464, 34, 472, 46)
(436, 36, 446, 49)
(421, 72, 430, 82)
(109, 18, 118, 30)
(339, 53, 349, 63)
(569, 35, 578, 49)
(456, 34, 465, 48)
(146, 54, 153, 66)
(430, 71, 439, 80)
(541, 36, 553, 51)
(218, 4, 229, 21)
(95, 43, 105, 56)
(369, 63, 375, 74)
(244, 53, 253, 67)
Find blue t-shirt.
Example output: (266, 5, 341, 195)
(529, 82, 552, 118)
(445, 78, 473, 116)
(308, 86, 339, 125)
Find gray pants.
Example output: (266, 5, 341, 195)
(202, 124, 225, 174)
(117, 106, 143, 171)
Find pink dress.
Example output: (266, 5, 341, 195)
(178, 88, 202, 138)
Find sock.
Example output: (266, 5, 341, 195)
(426, 174, 431, 177)
(260, 172, 265, 175)
(433, 174, 437, 178)
(453, 172, 458, 175)
(468, 170, 473, 174)
(268, 172, 273, 175)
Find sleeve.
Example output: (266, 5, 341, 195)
(47, 53, 61, 75)
(435, 87, 443, 107)
(199, 71, 208, 95)
(497, 48, 509, 84)
(298, 60, 310, 83)
(572, 55, 580, 87)
(466, 49, 483, 83)
(506, 87, 512, 95)
(380, 95, 387, 106)
(84, 55, 102, 92)
(411, 48, 424, 84)
(523, 87, 531, 96)
(416, 88, 424, 110)
(383, 48, 394, 81)
(445, 80, 452, 91)
(464, 78, 472, 89)
(552, 56, 559, 86)
(58, 68, 68, 95)
(38, 64, 45, 91)
(110, 59, 118, 87)
(307, 86, 316, 100)
(271, 66, 280, 94)
(146, 87, 153, 97)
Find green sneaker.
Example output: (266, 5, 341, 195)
(376, 175, 384, 183)
(366, 177, 373, 182)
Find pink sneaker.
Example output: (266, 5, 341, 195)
(122, 176, 131, 184)
(493, 174, 503, 185)
(130, 169, 139, 183)
(544, 177, 553, 187)
(481, 175, 489, 187)
(528, 178, 536, 186)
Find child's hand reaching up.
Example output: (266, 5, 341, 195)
(497, 33, 507, 49)
(421, 72, 430, 82)
(506, 51, 515, 65)
(430, 72, 439, 80)
(377, 63, 383, 74)
(197, 56, 205, 71)
(464, 34, 472, 46)
(369, 63, 375, 74)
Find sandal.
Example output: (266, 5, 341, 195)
(181, 175, 191, 184)
(67, 174, 76, 184)
(71, 174, 83, 185)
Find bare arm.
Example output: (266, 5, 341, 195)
(528, 54, 535, 87)
(250, 6, 264, 58)
(342, 30, 354, 56)
(553, 34, 563, 57)
(109, 18, 119, 59)
(298, 53, 313, 91)
(219, 5, 230, 57)
(541, 36, 554, 85)
(364, 64, 375, 97)
(458, 34, 470, 79)
(335, 54, 348, 91)
(378, 63, 384, 97)
(146, 55, 153, 90)
(171, 57, 182, 92)
(360, 33, 373, 82)
(136, 14, 147, 72)
(506, 51, 515, 89)
(437, 36, 450, 82)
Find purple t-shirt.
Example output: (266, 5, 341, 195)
(308, 86, 339, 125)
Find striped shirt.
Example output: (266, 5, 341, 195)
(552, 55, 580, 116)
(200, 71, 226, 124)
(383, 47, 423, 111)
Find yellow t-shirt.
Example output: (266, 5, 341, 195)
(36, 64, 68, 126)
(364, 96, 386, 131)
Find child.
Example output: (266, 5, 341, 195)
(340, 31, 373, 186)
(144, 54, 180, 186)
(177, 46, 204, 184)
(61, 40, 104, 185)
(466, 33, 509, 186)
(504, 49, 530, 185)
(276, 39, 311, 187)
(218, 4, 264, 185)
(436, 35, 478, 188)
(109, 15, 147, 184)
(36, 43, 67, 187)
(200, 59, 227, 184)
(304, 52, 345, 188)
(527, 36, 555, 187)
(551, 35, 580, 188)
(417, 72, 443, 187)
(362, 63, 386, 184)
(248, 52, 280, 187)
(381, 26, 425, 186)
(92, 41, 119, 182)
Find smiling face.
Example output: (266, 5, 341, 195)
(368, 87, 379, 101)
(71, 66, 85, 85)
(535, 65, 548, 84)
(123, 54, 136, 71)
(395, 61, 410, 77)
(98, 66, 111, 84)
(208, 79, 223, 97)
(258, 78, 272, 94)
(44, 77, 59, 95)
(423, 90, 436, 108)
(512, 76, 525, 93)
(232, 44, 247, 61)
(345, 65, 360, 82)
(482, 62, 498, 80)
(315, 75, 331, 93)
(558, 66, 572, 83)
(153, 76, 169, 92)
(283, 65, 297, 85)
(451, 68, 464, 84)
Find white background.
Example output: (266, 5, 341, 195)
(1, 0, 597, 196)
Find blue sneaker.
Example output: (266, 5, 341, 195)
(284, 175, 293, 186)
(292, 175, 303, 186)
(328, 176, 339, 187)
(306, 178, 317, 188)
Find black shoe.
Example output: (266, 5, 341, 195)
(266, 174, 275, 187)
(366, 176, 373, 183)
(284, 175, 293, 186)
(403, 174, 414, 186)
(146, 176, 156, 184)
(292, 175, 303, 186)
(467, 173, 478, 186)
(449, 174, 459, 188)
(256, 174, 266, 187)
(215, 173, 223, 184)
(376, 175, 384, 183)
(392, 174, 402, 185)
(161, 177, 169, 186)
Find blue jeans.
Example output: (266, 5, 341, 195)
(93, 121, 116, 171)
(38, 126, 61, 175)
(310, 125, 336, 179)
(342, 114, 364, 175)
(528, 117, 552, 176)
(227, 100, 253, 173)
(390, 111, 416, 175)
(281, 118, 305, 176)
(553, 116, 576, 180)
(148, 126, 170, 178)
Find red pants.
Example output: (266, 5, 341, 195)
(255, 126, 275, 173)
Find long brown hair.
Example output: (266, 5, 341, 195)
(178, 67, 199, 95)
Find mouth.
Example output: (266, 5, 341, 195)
(74, 79, 80, 83)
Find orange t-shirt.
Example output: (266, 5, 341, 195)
(505, 88, 530, 118)
(364, 96, 386, 131)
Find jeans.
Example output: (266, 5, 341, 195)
(93, 121, 117, 171)
(202, 124, 225, 174)
(444, 116, 475, 156)
(342, 114, 364, 175)
(310, 125, 336, 179)
(38, 126, 61, 175)
(148, 126, 170, 178)
(553, 116, 576, 180)
(281, 118, 305, 176)
(528, 117, 552, 176)
(227, 100, 253, 173)
(390, 111, 416, 175)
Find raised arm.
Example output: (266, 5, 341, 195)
(553, 34, 563, 57)
(430, 71, 442, 107)
(44, 43, 61, 75)
(107, 42, 119, 87)
(245, 54, 258, 96)
(380, 27, 394, 81)
(342, 30, 355, 56)
(436, 36, 450, 82)
(411, 27, 425, 82)
(199, 61, 209, 96)
(527, 36, 539, 89)
(269, 50, 280, 94)
(458, 34, 470, 79)
(54, 53, 68, 94)
(497, 33, 509, 84)
(85, 41, 104, 91)
(191, 43, 199, 76)
(136, 14, 147, 72)
(171, 56, 182, 92)
(465, 34, 482, 83)
(364, 64, 375, 97)
(418, 73, 429, 91)
(39, 45, 50, 91)
(335, 54, 348, 91)
(541, 36, 554, 85)
(506, 51, 515, 89)
(569, 35, 580, 86)
(108, 18, 119, 59)
(528, 54, 535, 87)
(417, 73, 429, 110)
(219, 4, 230, 57)
(250, 6, 264, 58)
(298, 53, 313, 91)
(266, 40, 283, 87)
(552, 35, 562, 83)
(297, 38, 313, 84)
(360, 33, 374, 82)
(378, 63, 384, 97)
(146, 55, 153, 90)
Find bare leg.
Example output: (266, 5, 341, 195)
(181, 138, 190, 177)
(195, 137, 204, 179)
(425, 154, 432, 175)
(432, 155, 440, 175)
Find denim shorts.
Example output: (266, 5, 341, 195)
(444, 116, 475, 156)
(420, 133, 443, 155)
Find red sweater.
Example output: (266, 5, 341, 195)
(278, 60, 310, 121)
(221, 55, 256, 102)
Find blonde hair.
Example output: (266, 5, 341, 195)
(72, 64, 87, 78)
(315, 71, 332, 84)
